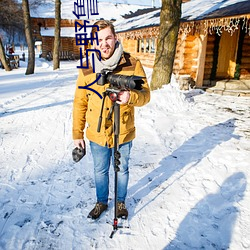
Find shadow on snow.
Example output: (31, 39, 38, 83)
(0, 100, 73, 117)
(128, 118, 239, 213)
(164, 172, 247, 249)
(127, 118, 244, 247)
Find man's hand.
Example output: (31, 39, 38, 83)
(116, 90, 130, 105)
(72, 139, 86, 162)
(74, 139, 85, 149)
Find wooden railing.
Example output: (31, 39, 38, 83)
(46, 51, 76, 61)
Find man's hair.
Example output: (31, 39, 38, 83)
(91, 20, 116, 37)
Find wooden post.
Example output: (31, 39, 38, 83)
(195, 32, 207, 88)
(144, 38, 147, 54)
(149, 39, 152, 53)
(139, 39, 142, 53)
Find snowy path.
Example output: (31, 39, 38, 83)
(0, 60, 250, 249)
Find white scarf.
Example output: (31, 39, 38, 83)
(90, 41, 123, 73)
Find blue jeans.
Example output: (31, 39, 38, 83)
(90, 141, 132, 205)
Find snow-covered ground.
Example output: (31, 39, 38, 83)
(0, 49, 250, 250)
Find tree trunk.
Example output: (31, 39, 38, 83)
(22, 0, 35, 75)
(0, 37, 11, 71)
(151, 0, 182, 90)
(53, 0, 61, 70)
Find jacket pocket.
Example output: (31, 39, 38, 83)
(120, 106, 135, 134)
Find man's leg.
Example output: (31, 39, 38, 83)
(113, 141, 132, 219)
(115, 141, 132, 202)
(90, 141, 111, 204)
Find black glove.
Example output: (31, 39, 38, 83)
(72, 146, 86, 162)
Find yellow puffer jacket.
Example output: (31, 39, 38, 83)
(72, 52, 150, 148)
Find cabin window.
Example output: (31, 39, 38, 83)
(137, 39, 144, 53)
(137, 38, 156, 54)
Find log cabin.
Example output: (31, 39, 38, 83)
(115, 0, 250, 94)
(31, 18, 82, 60)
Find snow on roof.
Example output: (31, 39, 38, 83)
(182, 0, 250, 21)
(30, 1, 150, 21)
(40, 26, 88, 38)
(114, 0, 250, 33)
(114, 9, 160, 33)
(35, 41, 42, 45)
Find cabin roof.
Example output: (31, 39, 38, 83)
(115, 0, 250, 33)
(182, 0, 250, 21)
(40, 27, 76, 38)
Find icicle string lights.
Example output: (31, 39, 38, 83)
(242, 16, 250, 36)
(117, 16, 250, 40)
(179, 16, 250, 36)
(117, 26, 159, 40)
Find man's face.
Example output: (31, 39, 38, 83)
(94, 27, 117, 60)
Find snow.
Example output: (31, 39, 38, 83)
(40, 27, 77, 38)
(182, 0, 249, 21)
(115, 9, 160, 33)
(30, 1, 151, 20)
(114, 0, 249, 32)
(0, 48, 250, 249)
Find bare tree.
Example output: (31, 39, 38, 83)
(0, 37, 11, 71)
(151, 0, 182, 90)
(0, 0, 24, 38)
(22, 0, 35, 75)
(0, 0, 23, 71)
(53, 0, 61, 70)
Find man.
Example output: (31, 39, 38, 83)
(73, 20, 150, 220)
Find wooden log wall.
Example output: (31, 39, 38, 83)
(134, 53, 155, 68)
(117, 27, 158, 68)
(183, 35, 198, 79)
(41, 37, 53, 58)
(173, 35, 185, 74)
(120, 30, 200, 77)
(120, 38, 156, 68)
(121, 39, 137, 54)
(32, 17, 82, 59)
(41, 37, 81, 59)
(32, 18, 78, 29)
(173, 34, 199, 80)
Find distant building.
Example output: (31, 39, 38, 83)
(30, 2, 151, 61)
